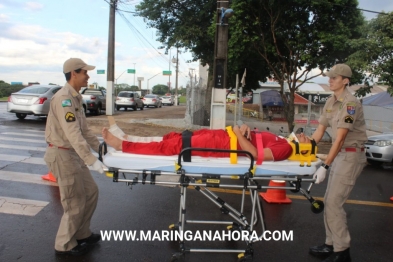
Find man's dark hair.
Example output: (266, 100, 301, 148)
(65, 68, 82, 81)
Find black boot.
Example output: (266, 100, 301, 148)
(309, 243, 334, 257)
(323, 248, 351, 262)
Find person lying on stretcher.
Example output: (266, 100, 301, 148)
(102, 124, 312, 161)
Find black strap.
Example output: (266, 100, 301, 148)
(182, 130, 193, 162)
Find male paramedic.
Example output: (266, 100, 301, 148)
(44, 58, 106, 256)
(309, 64, 367, 262)
(102, 123, 312, 162)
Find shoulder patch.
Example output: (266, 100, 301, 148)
(62, 99, 72, 107)
(347, 105, 356, 115)
(344, 115, 354, 124)
(65, 112, 76, 122)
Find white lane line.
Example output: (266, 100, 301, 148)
(1, 132, 44, 137)
(0, 196, 49, 216)
(0, 137, 46, 144)
(0, 144, 46, 152)
(0, 170, 57, 186)
(0, 155, 46, 165)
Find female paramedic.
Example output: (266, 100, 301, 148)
(308, 64, 367, 262)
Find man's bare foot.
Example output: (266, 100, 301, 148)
(102, 127, 123, 151)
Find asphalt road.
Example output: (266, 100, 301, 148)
(1, 102, 393, 262)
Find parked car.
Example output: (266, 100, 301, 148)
(143, 94, 162, 108)
(295, 127, 332, 143)
(115, 91, 144, 111)
(7, 84, 62, 119)
(160, 96, 174, 106)
(80, 88, 106, 115)
(365, 133, 393, 166)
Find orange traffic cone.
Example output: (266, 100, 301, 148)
(42, 171, 57, 182)
(390, 196, 393, 202)
(260, 180, 292, 204)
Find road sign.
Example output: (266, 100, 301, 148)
(97, 70, 105, 74)
(163, 70, 172, 76)
(128, 69, 136, 74)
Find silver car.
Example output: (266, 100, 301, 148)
(7, 84, 62, 119)
(365, 133, 393, 166)
(160, 96, 174, 106)
(115, 91, 144, 111)
(143, 94, 162, 108)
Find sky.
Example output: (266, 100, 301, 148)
(1, 0, 392, 90)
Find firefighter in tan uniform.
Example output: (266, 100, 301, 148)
(308, 64, 367, 262)
(44, 58, 106, 256)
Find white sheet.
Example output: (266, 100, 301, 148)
(103, 151, 322, 176)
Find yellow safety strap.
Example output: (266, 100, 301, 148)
(226, 126, 237, 164)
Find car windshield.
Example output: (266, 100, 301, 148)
(18, 86, 50, 94)
(118, 93, 133, 98)
(145, 95, 155, 98)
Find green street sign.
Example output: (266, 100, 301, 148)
(128, 69, 136, 74)
(163, 70, 172, 76)
(97, 70, 105, 74)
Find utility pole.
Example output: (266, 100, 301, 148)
(168, 49, 171, 94)
(210, 1, 233, 129)
(106, 0, 117, 116)
(172, 48, 179, 106)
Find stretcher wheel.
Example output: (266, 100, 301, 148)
(311, 200, 324, 214)
(289, 181, 300, 193)
(169, 224, 179, 232)
(170, 252, 185, 262)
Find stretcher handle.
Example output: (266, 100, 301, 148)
(178, 147, 255, 171)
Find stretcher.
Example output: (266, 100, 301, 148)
(100, 145, 323, 261)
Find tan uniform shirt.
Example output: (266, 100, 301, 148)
(319, 88, 367, 148)
(45, 83, 100, 165)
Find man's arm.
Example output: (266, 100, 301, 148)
(233, 125, 274, 161)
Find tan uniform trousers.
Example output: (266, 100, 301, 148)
(324, 151, 367, 252)
(44, 146, 99, 251)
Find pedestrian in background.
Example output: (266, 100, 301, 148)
(309, 64, 367, 262)
(44, 58, 106, 256)
(268, 109, 273, 121)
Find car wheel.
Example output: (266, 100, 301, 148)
(140, 104, 144, 110)
(16, 113, 27, 120)
(95, 106, 101, 115)
(367, 159, 383, 166)
(116, 106, 121, 111)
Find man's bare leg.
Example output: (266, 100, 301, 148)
(102, 127, 123, 151)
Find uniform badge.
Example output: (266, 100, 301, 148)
(65, 112, 76, 122)
(62, 99, 72, 107)
(344, 115, 354, 124)
(347, 105, 355, 115)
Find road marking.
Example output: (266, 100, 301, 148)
(0, 196, 49, 216)
(0, 170, 57, 186)
(205, 188, 393, 208)
(0, 136, 46, 144)
(1, 131, 44, 137)
(0, 144, 46, 152)
(0, 155, 46, 165)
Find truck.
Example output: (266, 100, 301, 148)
(81, 88, 106, 115)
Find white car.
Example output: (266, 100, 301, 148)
(160, 96, 174, 106)
(7, 84, 62, 119)
(365, 133, 393, 166)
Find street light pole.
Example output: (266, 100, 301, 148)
(115, 69, 127, 96)
(147, 72, 161, 93)
(133, 63, 136, 87)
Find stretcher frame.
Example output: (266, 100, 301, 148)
(100, 145, 322, 261)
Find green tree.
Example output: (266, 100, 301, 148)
(230, 0, 364, 131)
(152, 84, 169, 95)
(349, 12, 393, 96)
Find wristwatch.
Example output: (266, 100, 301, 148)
(321, 163, 330, 170)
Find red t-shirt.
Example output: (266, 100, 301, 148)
(121, 129, 292, 161)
